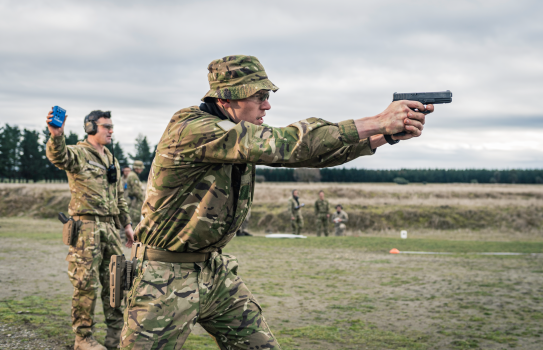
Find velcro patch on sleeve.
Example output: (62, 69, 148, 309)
(216, 120, 236, 132)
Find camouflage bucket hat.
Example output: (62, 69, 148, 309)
(133, 160, 145, 170)
(202, 55, 279, 101)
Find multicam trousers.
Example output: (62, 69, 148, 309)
(66, 219, 124, 336)
(316, 214, 329, 237)
(291, 214, 303, 235)
(335, 223, 347, 236)
(120, 251, 280, 350)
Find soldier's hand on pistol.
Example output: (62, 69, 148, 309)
(124, 225, 135, 248)
(46, 108, 67, 137)
(378, 101, 431, 139)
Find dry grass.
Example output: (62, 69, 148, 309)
(254, 182, 543, 207)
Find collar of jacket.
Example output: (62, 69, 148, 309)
(199, 100, 232, 122)
(78, 139, 113, 167)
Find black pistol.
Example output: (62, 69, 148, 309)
(392, 90, 452, 136)
(58, 212, 70, 224)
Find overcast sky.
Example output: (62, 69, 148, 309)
(1, 0, 542, 169)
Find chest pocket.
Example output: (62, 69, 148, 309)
(85, 160, 107, 180)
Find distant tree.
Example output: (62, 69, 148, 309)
(130, 134, 154, 181)
(494, 171, 501, 183)
(19, 128, 45, 182)
(489, 177, 497, 184)
(66, 131, 80, 145)
(536, 176, 543, 184)
(293, 168, 321, 182)
(394, 177, 409, 185)
(508, 170, 518, 184)
(0, 124, 21, 179)
(470, 179, 478, 184)
(255, 175, 266, 183)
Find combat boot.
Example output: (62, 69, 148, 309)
(104, 328, 122, 349)
(74, 335, 107, 350)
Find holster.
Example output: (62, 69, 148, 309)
(109, 242, 143, 308)
(62, 218, 80, 246)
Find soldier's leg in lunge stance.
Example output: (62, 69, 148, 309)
(323, 216, 329, 237)
(120, 252, 280, 350)
(99, 222, 125, 348)
(316, 216, 322, 236)
(120, 259, 201, 349)
(198, 254, 280, 350)
(66, 220, 102, 338)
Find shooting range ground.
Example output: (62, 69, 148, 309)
(1, 183, 542, 349)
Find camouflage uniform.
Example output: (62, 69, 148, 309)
(121, 55, 375, 350)
(126, 170, 144, 228)
(46, 137, 131, 339)
(314, 199, 330, 237)
(288, 197, 304, 235)
(332, 210, 349, 236)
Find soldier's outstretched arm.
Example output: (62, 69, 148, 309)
(45, 109, 84, 173)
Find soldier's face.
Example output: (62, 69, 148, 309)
(319, 192, 324, 200)
(94, 117, 114, 145)
(293, 190, 298, 197)
(123, 168, 130, 177)
(220, 92, 271, 126)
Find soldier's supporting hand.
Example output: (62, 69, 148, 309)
(46, 108, 67, 137)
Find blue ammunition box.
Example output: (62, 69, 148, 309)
(50, 106, 66, 128)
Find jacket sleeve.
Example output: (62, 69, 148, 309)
(156, 117, 374, 168)
(45, 135, 85, 173)
(342, 212, 349, 222)
(116, 160, 132, 227)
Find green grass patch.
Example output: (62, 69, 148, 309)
(278, 319, 428, 349)
(225, 236, 543, 254)
(0, 231, 61, 240)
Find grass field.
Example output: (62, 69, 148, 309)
(1, 214, 542, 350)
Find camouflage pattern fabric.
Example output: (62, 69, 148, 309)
(137, 107, 374, 252)
(314, 199, 330, 237)
(46, 136, 131, 227)
(120, 251, 279, 350)
(202, 55, 279, 101)
(332, 210, 349, 236)
(67, 219, 124, 337)
(126, 171, 144, 228)
(316, 214, 329, 237)
(287, 197, 304, 234)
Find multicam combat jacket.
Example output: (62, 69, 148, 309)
(288, 197, 304, 217)
(138, 106, 375, 252)
(46, 136, 131, 227)
(314, 199, 329, 215)
(332, 210, 349, 226)
(126, 171, 145, 208)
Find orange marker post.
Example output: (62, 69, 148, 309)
(389, 248, 400, 254)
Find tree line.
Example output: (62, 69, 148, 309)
(256, 168, 543, 184)
(0, 123, 155, 182)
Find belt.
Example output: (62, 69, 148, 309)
(144, 246, 211, 263)
(73, 215, 115, 224)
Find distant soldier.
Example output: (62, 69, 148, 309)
(332, 204, 348, 236)
(314, 190, 330, 237)
(123, 160, 145, 229)
(288, 189, 304, 235)
(45, 109, 134, 350)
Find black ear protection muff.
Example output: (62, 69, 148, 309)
(84, 110, 111, 135)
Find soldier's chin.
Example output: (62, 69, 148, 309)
(255, 117, 264, 125)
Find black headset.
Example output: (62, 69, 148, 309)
(84, 110, 111, 135)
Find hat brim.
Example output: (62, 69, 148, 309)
(201, 80, 279, 102)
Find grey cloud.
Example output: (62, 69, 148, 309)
(1, 0, 542, 168)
